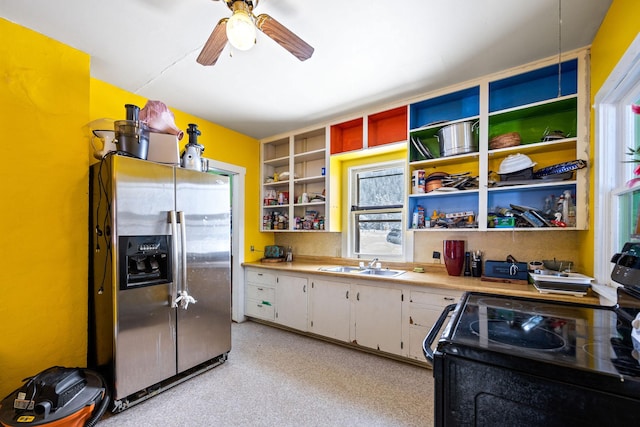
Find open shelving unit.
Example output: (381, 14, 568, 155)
(261, 127, 329, 231)
(259, 49, 590, 235)
(407, 50, 589, 232)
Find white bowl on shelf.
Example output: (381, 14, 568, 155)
(497, 153, 536, 175)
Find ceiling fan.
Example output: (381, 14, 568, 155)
(197, 0, 314, 66)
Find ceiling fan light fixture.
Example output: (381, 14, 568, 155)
(226, 4, 256, 51)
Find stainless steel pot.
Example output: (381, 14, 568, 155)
(436, 121, 479, 157)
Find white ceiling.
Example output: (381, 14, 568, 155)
(0, 0, 611, 139)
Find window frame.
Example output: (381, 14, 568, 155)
(594, 34, 640, 296)
(347, 160, 406, 260)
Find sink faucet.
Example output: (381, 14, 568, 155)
(368, 258, 379, 269)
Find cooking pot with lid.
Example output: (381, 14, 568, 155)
(435, 121, 479, 157)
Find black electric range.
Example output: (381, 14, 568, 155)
(423, 247, 640, 426)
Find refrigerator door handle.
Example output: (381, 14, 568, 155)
(169, 210, 180, 308)
(175, 210, 197, 309)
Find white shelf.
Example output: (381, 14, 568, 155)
(487, 180, 577, 193)
(294, 149, 325, 163)
(488, 94, 577, 117)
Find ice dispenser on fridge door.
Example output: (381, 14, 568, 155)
(118, 235, 172, 289)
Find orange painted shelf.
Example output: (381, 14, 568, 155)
(368, 106, 407, 148)
(331, 118, 363, 154)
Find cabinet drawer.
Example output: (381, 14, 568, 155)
(409, 288, 461, 308)
(246, 284, 275, 302)
(245, 298, 275, 321)
(409, 306, 443, 328)
(246, 270, 276, 285)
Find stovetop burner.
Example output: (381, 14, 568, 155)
(469, 319, 566, 350)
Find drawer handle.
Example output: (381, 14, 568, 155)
(346, 290, 349, 299)
(444, 297, 455, 301)
(257, 287, 264, 291)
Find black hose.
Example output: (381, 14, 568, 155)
(84, 373, 110, 427)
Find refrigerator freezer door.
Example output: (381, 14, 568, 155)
(175, 168, 232, 373)
(115, 284, 176, 399)
(112, 155, 174, 236)
(111, 156, 177, 399)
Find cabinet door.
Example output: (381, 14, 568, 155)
(275, 275, 308, 331)
(353, 284, 403, 355)
(407, 289, 461, 361)
(308, 279, 351, 342)
(408, 306, 446, 361)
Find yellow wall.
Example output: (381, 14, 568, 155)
(0, 18, 263, 397)
(581, 0, 640, 273)
(0, 18, 89, 396)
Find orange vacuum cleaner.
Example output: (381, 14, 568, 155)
(0, 367, 108, 427)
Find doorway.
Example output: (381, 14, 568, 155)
(206, 158, 246, 322)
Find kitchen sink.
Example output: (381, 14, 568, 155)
(318, 266, 363, 273)
(319, 266, 406, 277)
(357, 269, 405, 277)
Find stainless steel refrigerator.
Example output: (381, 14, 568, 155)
(89, 154, 231, 411)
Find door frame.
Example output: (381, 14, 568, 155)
(205, 158, 246, 322)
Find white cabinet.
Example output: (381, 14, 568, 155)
(405, 288, 462, 362)
(245, 269, 276, 321)
(245, 266, 461, 365)
(308, 278, 351, 342)
(245, 268, 309, 330)
(275, 274, 308, 331)
(352, 284, 403, 355)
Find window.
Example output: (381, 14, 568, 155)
(349, 161, 405, 259)
(594, 34, 640, 293)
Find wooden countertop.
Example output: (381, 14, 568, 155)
(243, 257, 600, 305)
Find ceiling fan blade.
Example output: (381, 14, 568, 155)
(197, 18, 229, 66)
(255, 14, 314, 61)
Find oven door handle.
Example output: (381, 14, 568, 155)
(423, 303, 457, 365)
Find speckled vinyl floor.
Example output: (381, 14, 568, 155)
(97, 321, 434, 427)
